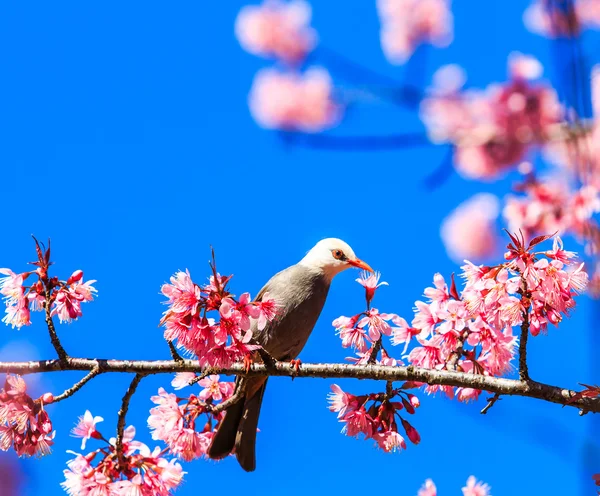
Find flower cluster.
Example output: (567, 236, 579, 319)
(62, 423, 184, 496)
(328, 384, 420, 452)
(235, 0, 316, 64)
(160, 257, 278, 367)
(148, 374, 234, 461)
(376, 0, 453, 64)
(524, 0, 600, 38)
(249, 68, 341, 132)
(328, 234, 586, 453)
(418, 476, 491, 496)
(236, 0, 342, 132)
(420, 54, 562, 180)
(402, 234, 587, 401)
(0, 239, 96, 329)
(0, 375, 55, 457)
(333, 271, 402, 364)
(504, 176, 600, 245)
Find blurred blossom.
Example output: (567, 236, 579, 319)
(504, 179, 600, 242)
(441, 194, 500, 262)
(377, 0, 453, 64)
(235, 0, 316, 63)
(421, 54, 562, 180)
(249, 68, 342, 132)
(524, 0, 600, 37)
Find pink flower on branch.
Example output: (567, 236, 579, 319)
(249, 68, 342, 133)
(421, 55, 562, 180)
(377, 0, 453, 64)
(198, 375, 235, 402)
(70, 410, 103, 450)
(0, 375, 55, 458)
(149, 381, 234, 463)
(462, 476, 492, 496)
(62, 424, 185, 496)
(441, 194, 500, 262)
(356, 270, 388, 306)
(160, 262, 279, 368)
(235, 0, 317, 64)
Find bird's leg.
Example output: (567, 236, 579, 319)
(289, 359, 302, 373)
(243, 354, 254, 374)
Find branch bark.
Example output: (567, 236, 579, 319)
(1, 357, 598, 413)
(115, 374, 144, 465)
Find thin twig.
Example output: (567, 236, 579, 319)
(1, 357, 599, 413)
(44, 288, 68, 362)
(115, 374, 144, 465)
(519, 280, 532, 381)
(446, 330, 470, 371)
(480, 392, 502, 415)
(53, 366, 102, 403)
(167, 341, 184, 363)
(368, 338, 383, 365)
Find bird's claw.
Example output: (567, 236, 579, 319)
(243, 354, 253, 374)
(289, 359, 302, 377)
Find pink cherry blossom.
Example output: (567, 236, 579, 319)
(220, 292, 259, 331)
(198, 375, 235, 402)
(377, 0, 453, 64)
(51, 278, 97, 324)
(356, 270, 388, 305)
(374, 429, 407, 452)
(441, 194, 500, 262)
(70, 410, 103, 450)
(358, 308, 398, 341)
(171, 372, 196, 390)
(249, 68, 342, 132)
(255, 291, 279, 331)
(235, 0, 316, 64)
(62, 426, 185, 495)
(327, 384, 358, 418)
(462, 476, 491, 496)
(418, 479, 437, 496)
(0, 375, 55, 458)
(421, 54, 562, 180)
(0, 269, 24, 302)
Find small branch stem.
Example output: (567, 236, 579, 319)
(480, 392, 502, 415)
(44, 288, 68, 362)
(53, 366, 102, 403)
(368, 338, 383, 365)
(167, 341, 184, 363)
(115, 374, 144, 465)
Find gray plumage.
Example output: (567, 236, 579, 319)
(206, 238, 371, 472)
(207, 265, 330, 471)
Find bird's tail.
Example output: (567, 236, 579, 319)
(207, 378, 268, 472)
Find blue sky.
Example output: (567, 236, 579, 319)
(0, 1, 599, 495)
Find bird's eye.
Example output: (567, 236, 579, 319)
(332, 249, 345, 260)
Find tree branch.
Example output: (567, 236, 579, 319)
(52, 366, 102, 403)
(115, 374, 144, 465)
(1, 357, 598, 413)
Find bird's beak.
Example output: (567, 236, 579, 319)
(347, 258, 374, 273)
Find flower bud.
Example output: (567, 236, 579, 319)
(41, 392, 54, 404)
(67, 270, 84, 285)
(407, 394, 420, 409)
(401, 418, 421, 445)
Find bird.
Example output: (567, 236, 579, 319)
(206, 238, 373, 471)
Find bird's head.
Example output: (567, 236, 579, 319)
(299, 238, 373, 280)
